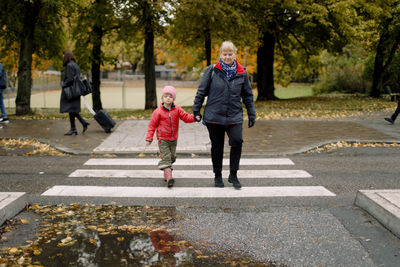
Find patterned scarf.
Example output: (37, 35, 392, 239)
(220, 58, 237, 80)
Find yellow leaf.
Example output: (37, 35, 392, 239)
(60, 236, 72, 244)
(8, 247, 19, 255)
(33, 249, 42, 256)
(89, 239, 98, 245)
(17, 256, 24, 265)
(20, 219, 30, 224)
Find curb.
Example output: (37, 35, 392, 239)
(60, 139, 400, 156)
(0, 192, 27, 226)
(355, 189, 400, 238)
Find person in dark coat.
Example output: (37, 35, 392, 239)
(60, 50, 89, 135)
(193, 40, 256, 189)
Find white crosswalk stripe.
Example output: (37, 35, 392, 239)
(41, 157, 336, 198)
(84, 158, 295, 166)
(42, 186, 335, 198)
(69, 169, 312, 179)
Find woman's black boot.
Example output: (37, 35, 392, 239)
(214, 173, 224, 188)
(228, 171, 242, 189)
(65, 129, 78, 135)
(82, 122, 90, 133)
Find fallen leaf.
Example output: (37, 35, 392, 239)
(8, 247, 19, 255)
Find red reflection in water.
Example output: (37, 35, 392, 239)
(150, 229, 182, 267)
(150, 229, 181, 255)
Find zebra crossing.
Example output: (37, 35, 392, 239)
(41, 157, 336, 199)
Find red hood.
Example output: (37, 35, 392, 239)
(215, 60, 245, 74)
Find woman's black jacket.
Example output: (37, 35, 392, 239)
(60, 61, 81, 113)
(193, 62, 256, 125)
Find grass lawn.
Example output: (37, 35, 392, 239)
(274, 84, 314, 99)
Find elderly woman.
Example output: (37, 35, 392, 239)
(60, 50, 89, 135)
(193, 40, 256, 189)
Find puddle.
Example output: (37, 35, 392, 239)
(0, 204, 283, 266)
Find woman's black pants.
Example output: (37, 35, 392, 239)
(69, 112, 85, 130)
(206, 123, 243, 175)
(390, 100, 400, 122)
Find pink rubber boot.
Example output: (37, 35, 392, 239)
(163, 168, 174, 188)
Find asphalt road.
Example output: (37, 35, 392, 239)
(1, 147, 400, 266)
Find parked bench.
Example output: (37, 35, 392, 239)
(386, 86, 400, 101)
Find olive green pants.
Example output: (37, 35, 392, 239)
(158, 139, 177, 170)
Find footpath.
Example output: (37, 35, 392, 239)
(1, 113, 400, 238)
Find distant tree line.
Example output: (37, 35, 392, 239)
(0, 0, 399, 115)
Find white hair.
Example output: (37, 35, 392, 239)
(219, 41, 237, 53)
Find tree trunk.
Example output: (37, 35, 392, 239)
(257, 31, 277, 101)
(370, 40, 385, 98)
(144, 1, 157, 110)
(256, 46, 264, 97)
(370, 16, 400, 98)
(91, 24, 103, 111)
(15, 0, 41, 115)
(204, 27, 211, 66)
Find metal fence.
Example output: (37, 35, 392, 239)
(3, 70, 200, 109)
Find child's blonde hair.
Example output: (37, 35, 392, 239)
(219, 41, 237, 54)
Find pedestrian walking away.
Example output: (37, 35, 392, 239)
(145, 86, 197, 188)
(384, 66, 400, 124)
(0, 62, 9, 124)
(193, 40, 256, 189)
(385, 100, 400, 124)
(60, 50, 90, 135)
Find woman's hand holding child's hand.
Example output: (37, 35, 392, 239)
(193, 111, 202, 122)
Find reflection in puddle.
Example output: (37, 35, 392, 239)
(150, 229, 187, 266)
(0, 204, 281, 266)
(33, 229, 194, 266)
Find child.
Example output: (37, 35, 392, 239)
(145, 86, 196, 187)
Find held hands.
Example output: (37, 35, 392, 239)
(193, 111, 202, 122)
(248, 119, 255, 128)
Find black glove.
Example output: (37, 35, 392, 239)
(248, 119, 255, 128)
(194, 111, 202, 122)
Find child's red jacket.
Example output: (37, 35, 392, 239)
(146, 104, 195, 142)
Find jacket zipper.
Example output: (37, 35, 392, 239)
(168, 110, 173, 139)
(226, 78, 232, 119)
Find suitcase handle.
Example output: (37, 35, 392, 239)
(81, 96, 96, 116)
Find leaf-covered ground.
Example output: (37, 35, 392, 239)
(306, 141, 400, 154)
(0, 139, 68, 157)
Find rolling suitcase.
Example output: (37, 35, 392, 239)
(82, 96, 116, 133)
(94, 109, 116, 133)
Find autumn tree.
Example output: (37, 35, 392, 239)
(73, 0, 170, 110)
(169, 0, 249, 67)
(71, 0, 128, 111)
(0, 0, 65, 115)
(357, 0, 400, 97)
(243, 0, 357, 101)
(122, 0, 172, 110)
